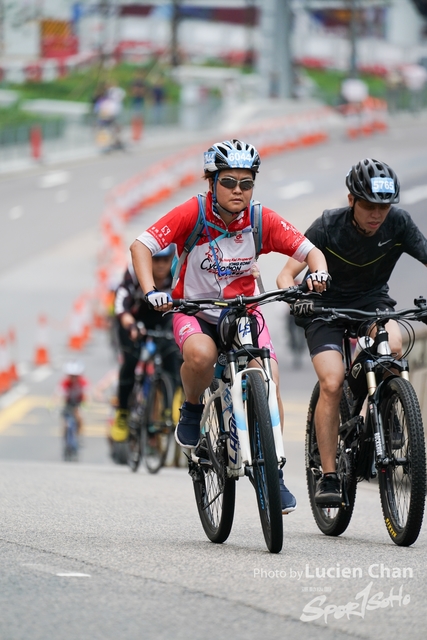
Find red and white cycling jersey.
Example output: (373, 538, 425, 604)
(136, 191, 314, 322)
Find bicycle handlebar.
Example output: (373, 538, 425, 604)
(171, 283, 311, 312)
(305, 296, 427, 324)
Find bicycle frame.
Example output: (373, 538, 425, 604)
(304, 297, 427, 545)
(190, 310, 285, 478)
(330, 309, 420, 476)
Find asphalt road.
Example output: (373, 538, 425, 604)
(1, 109, 427, 639)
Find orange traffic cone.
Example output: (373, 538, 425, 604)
(93, 268, 110, 329)
(0, 335, 11, 393)
(8, 328, 19, 383)
(34, 315, 50, 366)
(68, 298, 85, 350)
(131, 115, 144, 141)
(80, 294, 91, 346)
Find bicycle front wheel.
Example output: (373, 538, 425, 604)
(64, 415, 78, 462)
(127, 386, 144, 472)
(142, 375, 174, 474)
(305, 381, 356, 537)
(193, 381, 236, 544)
(379, 377, 426, 546)
(246, 370, 283, 554)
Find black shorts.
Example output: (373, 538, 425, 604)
(303, 300, 395, 358)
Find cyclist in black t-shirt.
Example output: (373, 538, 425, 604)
(111, 244, 182, 444)
(277, 158, 427, 506)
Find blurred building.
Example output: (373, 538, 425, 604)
(292, 1, 427, 70)
(1, 1, 427, 81)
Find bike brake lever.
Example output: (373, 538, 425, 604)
(414, 296, 427, 310)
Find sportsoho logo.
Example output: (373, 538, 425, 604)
(253, 564, 413, 624)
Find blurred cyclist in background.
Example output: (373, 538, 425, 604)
(59, 361, 87, 439)
(111, 244, 182, 444)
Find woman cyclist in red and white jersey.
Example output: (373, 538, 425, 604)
(130, 139, 330, 514)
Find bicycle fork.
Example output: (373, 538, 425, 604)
(191, 369, 286, 477)
(364, 361, 409, 468)
(223, 367, 285, 473)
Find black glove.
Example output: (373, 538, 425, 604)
(292, 300, 315, 317)
(306, 270, 332, 289)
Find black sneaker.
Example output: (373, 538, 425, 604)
(314, 473, 342, 507)
(278, 469, 297, 514)
(174, 402, 204, 448)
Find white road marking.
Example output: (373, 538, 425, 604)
(0, 384, 29, 410)
(22, 564, 90, 577)
(8, 205, 23, 220)
(17, 362, 30, 377)
(39, 171, 70, 189)
(56, 573, 91, 578)
(278, 181, 313, 200)
(400, 185, 427, 206)
(31, 365, 53, 382)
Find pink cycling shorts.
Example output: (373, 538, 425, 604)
(172, 312, 277, 361)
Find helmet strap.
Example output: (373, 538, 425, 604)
(351, 198, 370, 236)
(216, 202, 244, 217)
(211, 173, 219, 214)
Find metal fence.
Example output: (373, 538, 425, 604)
(0, 98, 223, 170)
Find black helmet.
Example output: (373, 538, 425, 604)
(345, 158, 400, 204)
(204, 139, 261, 175)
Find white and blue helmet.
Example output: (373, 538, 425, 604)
(204, 139, 261, 175)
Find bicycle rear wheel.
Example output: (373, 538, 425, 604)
(193, 381, 236, 544)
(305, 381, 357, 536)
(379, 377, 426, 546)
(142, 375, 174, 474)
(246, 370, 283, 554)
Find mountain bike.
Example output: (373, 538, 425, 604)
(303, 296, 427, 546)
(63, 406, 79, 462)
(172, 285, 306, 554)
(127, 327, 179, 474)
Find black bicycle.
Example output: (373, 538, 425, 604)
(63, 405, 79, 462)
(127, 327, 177, 474)
(172, 285, 306, 553)
(303, 296, 427, 546)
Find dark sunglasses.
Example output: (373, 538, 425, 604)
(218, 177, 255, 191)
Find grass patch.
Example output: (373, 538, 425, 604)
(5, 60, 181, 105)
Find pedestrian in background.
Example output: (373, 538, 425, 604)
(152, 76, 166, 125)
